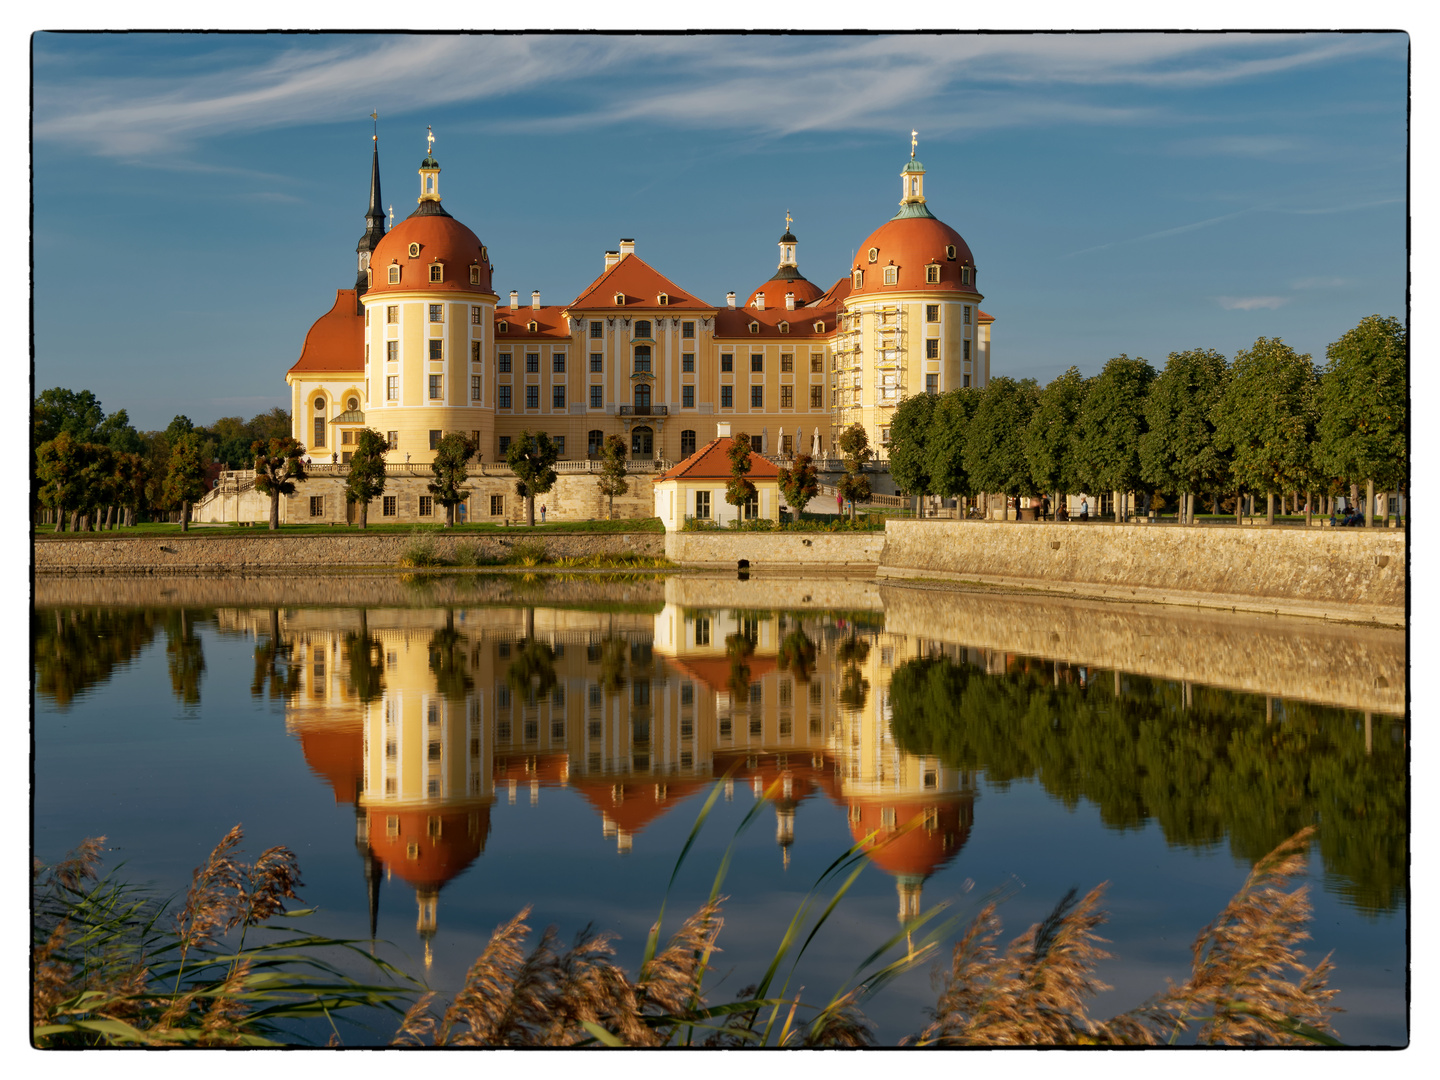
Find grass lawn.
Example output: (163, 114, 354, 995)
(35, 517, 666, 539)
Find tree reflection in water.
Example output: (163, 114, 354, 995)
(33, 608, 161, 710)
(164, 610, 206, 706)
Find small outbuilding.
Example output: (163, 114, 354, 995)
(653, 424, 782, 530)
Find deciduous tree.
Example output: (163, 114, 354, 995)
(1024, 367, 1086, 518)
(428, 432, 474, 526)
(1074, 355, 1157, 521)
(725, 434, 757, 519)
(927, 388, 982, 510)
(964, 377, 1039, 521)
(36, 432, 92, 532)
(596, 434, 629, 519)
(888, 392, 937, 516)
(163, 431, 207, 532)
(505, 431, 559, 527)
(836, 423, 872, 522)
(777, 451, 819, 518)
(345, 429, 389, 529)
(1139, 350, 1230, 524)
(252, 437, 308, 530)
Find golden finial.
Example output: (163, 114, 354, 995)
(371, 109, 378, 141)
(388, 205, 393, 228)
(785, 210, 793, 231)
(426, 125, 435, 155)
(911, 130, 918, 159)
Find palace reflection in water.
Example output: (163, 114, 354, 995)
(259, 601, 978, 961)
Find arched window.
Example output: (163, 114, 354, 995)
(680, 429, 697, 457)
(588, 429, 604, 457)
(631, 425, 654, 458)
(634, 320, 652, 338)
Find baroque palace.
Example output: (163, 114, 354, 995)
(248, 129, 992, 524)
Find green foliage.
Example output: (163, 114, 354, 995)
(1024, 366, 1086, 497)
(163, 432, 208, 528)
(597, 433, 630, 518)
(1314, 315, 1407, 490)
(428, 432, 475, 526)
(252, 437, 308, 530)
(33, 607, 162, 709)
(888, 654, 1405, 915)
(400, 531, 444, 568)
(506, 540, 549, 566)
(1213, 338, 1317, 497)
(836, 424, 872, 515)
(36, 432, 95, 528)
(725, 434, 758, 510)
(887, 393, 937, 498)
(964, 377, 1039, 501)
(1074, 356, 1156, 504)
(506, 431, 560, 526)
(777, 451, 819, 516)
(345, 429, 389, 528)
(1139, 349, 1231, 506)
(164, 610, 206, 706)
(927, 388, 982, 499)
(507, 637, 558, 702)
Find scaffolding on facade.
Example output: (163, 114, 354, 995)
(872, 304, 907, 410)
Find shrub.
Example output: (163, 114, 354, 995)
(398, 530, 445, 568)
(505, 541, 548, 567)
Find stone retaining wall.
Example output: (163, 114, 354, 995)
(879, 521, 1405, 624)
(664, 530, 884, 569)
(34, 531, 663, 574)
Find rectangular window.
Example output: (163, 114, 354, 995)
(553, 436, 565, 456)
(526, 385, 539, 409)
(498, 353, 512, 372)
(310, 495, 324, 517)
(313, 416, 325, 447)
(429, 304, 442, 322)
(883, 266, 898, 285)
(810, 386, 823, 408)
(387, 431, 398, 449)
(880, 426, 891, 445)
(926, 265, 940, 284)
(471, 306, 483, 325)
(429, 374, 442, 399)
(963, 306, 971, 325)
(498, 435, 511, 455)
(780, 385, 793, 408)
(386, 305, 398, 324)
(470, 342, 481, 366)
(682, 353, 694, 372)
(590, 386, 603, 408)
(926, 339, 940, 359)
(471, 375, 482, 401)
(526, 353, 540, 373)
(429, 339, 443, 360)
(750, 385, 763, 408)
(590, 321, 603, 338)
(341, 450, 352, 464)
(681, 321, 695, 339)
(964, 340, 971, 360)
(498, 386, 512, 408)
(386, 340, 398, 362)
(342, 430, 354, 446)
(695, 491, 710, 519)
(429, 430, 441, 450)
(491, 494, 504, 515)
(386, 375, 398, 400)
(720, 385, 733, 408)
(430, 264, 443, 283)
(780, 353, 794, 372)
(553, 353, 566, 373)
(811, 352, 823, 373)
(590, 353, 603, 372)
(682, 385, 695, 408)
(720, 353, 733, 372)
(743, 496, 758, 520)
(553, 385, 566, 408)
(382, 496, 397, 517)
(926, 304, 940, 322)
(926, 373, 938, 394)
(963, 373, 971, 388)
(750, 354, 763, 372)
(418, 496, 433, 517)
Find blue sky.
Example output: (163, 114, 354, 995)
(31, 30, 1408, 431)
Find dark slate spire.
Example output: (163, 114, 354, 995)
(355, 123, 386, 303)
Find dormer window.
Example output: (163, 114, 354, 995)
(814, 321, 825, 333)
(868, 248, 879, 263)
(778, 321, 790, 334)
(748, 322, 759, 334)
(614, 293, 625, 306)
(527, 320, 539, 333)
(961, 267, 972, 286)
(430, 263, 444, 283)
(388, 265, 401, 284)
(469, 266, 481, 284)
(498, 321, 509, 333)
(853, 270, 864, 288)
(945, 245, 957, 261)
(408, 243, 421, 258)
(883, 265, 899, 285)
(657, 293, 670, 305)
(925, 264, 941, 284)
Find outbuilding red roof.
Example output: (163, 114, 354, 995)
(288, 290, 364, 375)
(654, 437, 782, 483)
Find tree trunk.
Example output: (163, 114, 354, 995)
(1365, 478, 1374, 528)
(1266, 492, 1274, 526)
(53, 503, 64, 533)
(180, 501, 190, 532)
(270, 491, 281, 530)
(359, 500, 368, 529)
(527, 495, 536, 526)
(1235, 492, 1242, 526)
(1380, 490, 1390, 528)
(1305, 490, 1313, 528)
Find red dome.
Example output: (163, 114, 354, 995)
(745, 275, 825, 309)
(368, 211, 493, 296)
(366, 804, 491, 890)
(849, 216, 977, 298)
(845, 794, 973, 879)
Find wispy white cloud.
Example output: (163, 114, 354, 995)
(1217, 296, 1290, 310)
(33, 32, 1397, 160)
(1063, 207, 1258, 258)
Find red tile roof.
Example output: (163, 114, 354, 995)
(713, 301, 838, 340)
(288, 290, 364, 375)
(568, 253, 712, 312)
(494, 305, 572, 340)
(653, 437, 783, 483)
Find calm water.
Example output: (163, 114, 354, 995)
(32, 574, 1408, 1046)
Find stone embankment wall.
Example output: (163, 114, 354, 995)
(34, 531, 663, 574)
(664, 531, 885, 569)
(880, 521, 1404, 624)
(879, 584, 1404, 716)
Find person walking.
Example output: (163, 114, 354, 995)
(1080, 497, 1089, 522)
(540, 504, 547, 523)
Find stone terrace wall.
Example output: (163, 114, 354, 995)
(664, 531, 884, 569)
(880, 521, 1404, 624)
(34, 531, 663, 575)
(879, 583, 1404, 716)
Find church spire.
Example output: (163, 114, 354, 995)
(355, 113, 386, 304)
(894, 131, 935, 221)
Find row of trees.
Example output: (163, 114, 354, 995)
(888, 315, 1407, 525)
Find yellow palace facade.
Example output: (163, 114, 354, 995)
(284, 131, 993, 510)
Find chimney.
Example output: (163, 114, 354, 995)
(785, 292, 796, 310)
(726, 292, 736, 308)
(716, 422, 731, 438)
(619, 239, 635, 257)
(531, 290, 541, 309)
(509, 290, 518, 309)
(604, 251, 620, 270)
(754, 293, 765, 311)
